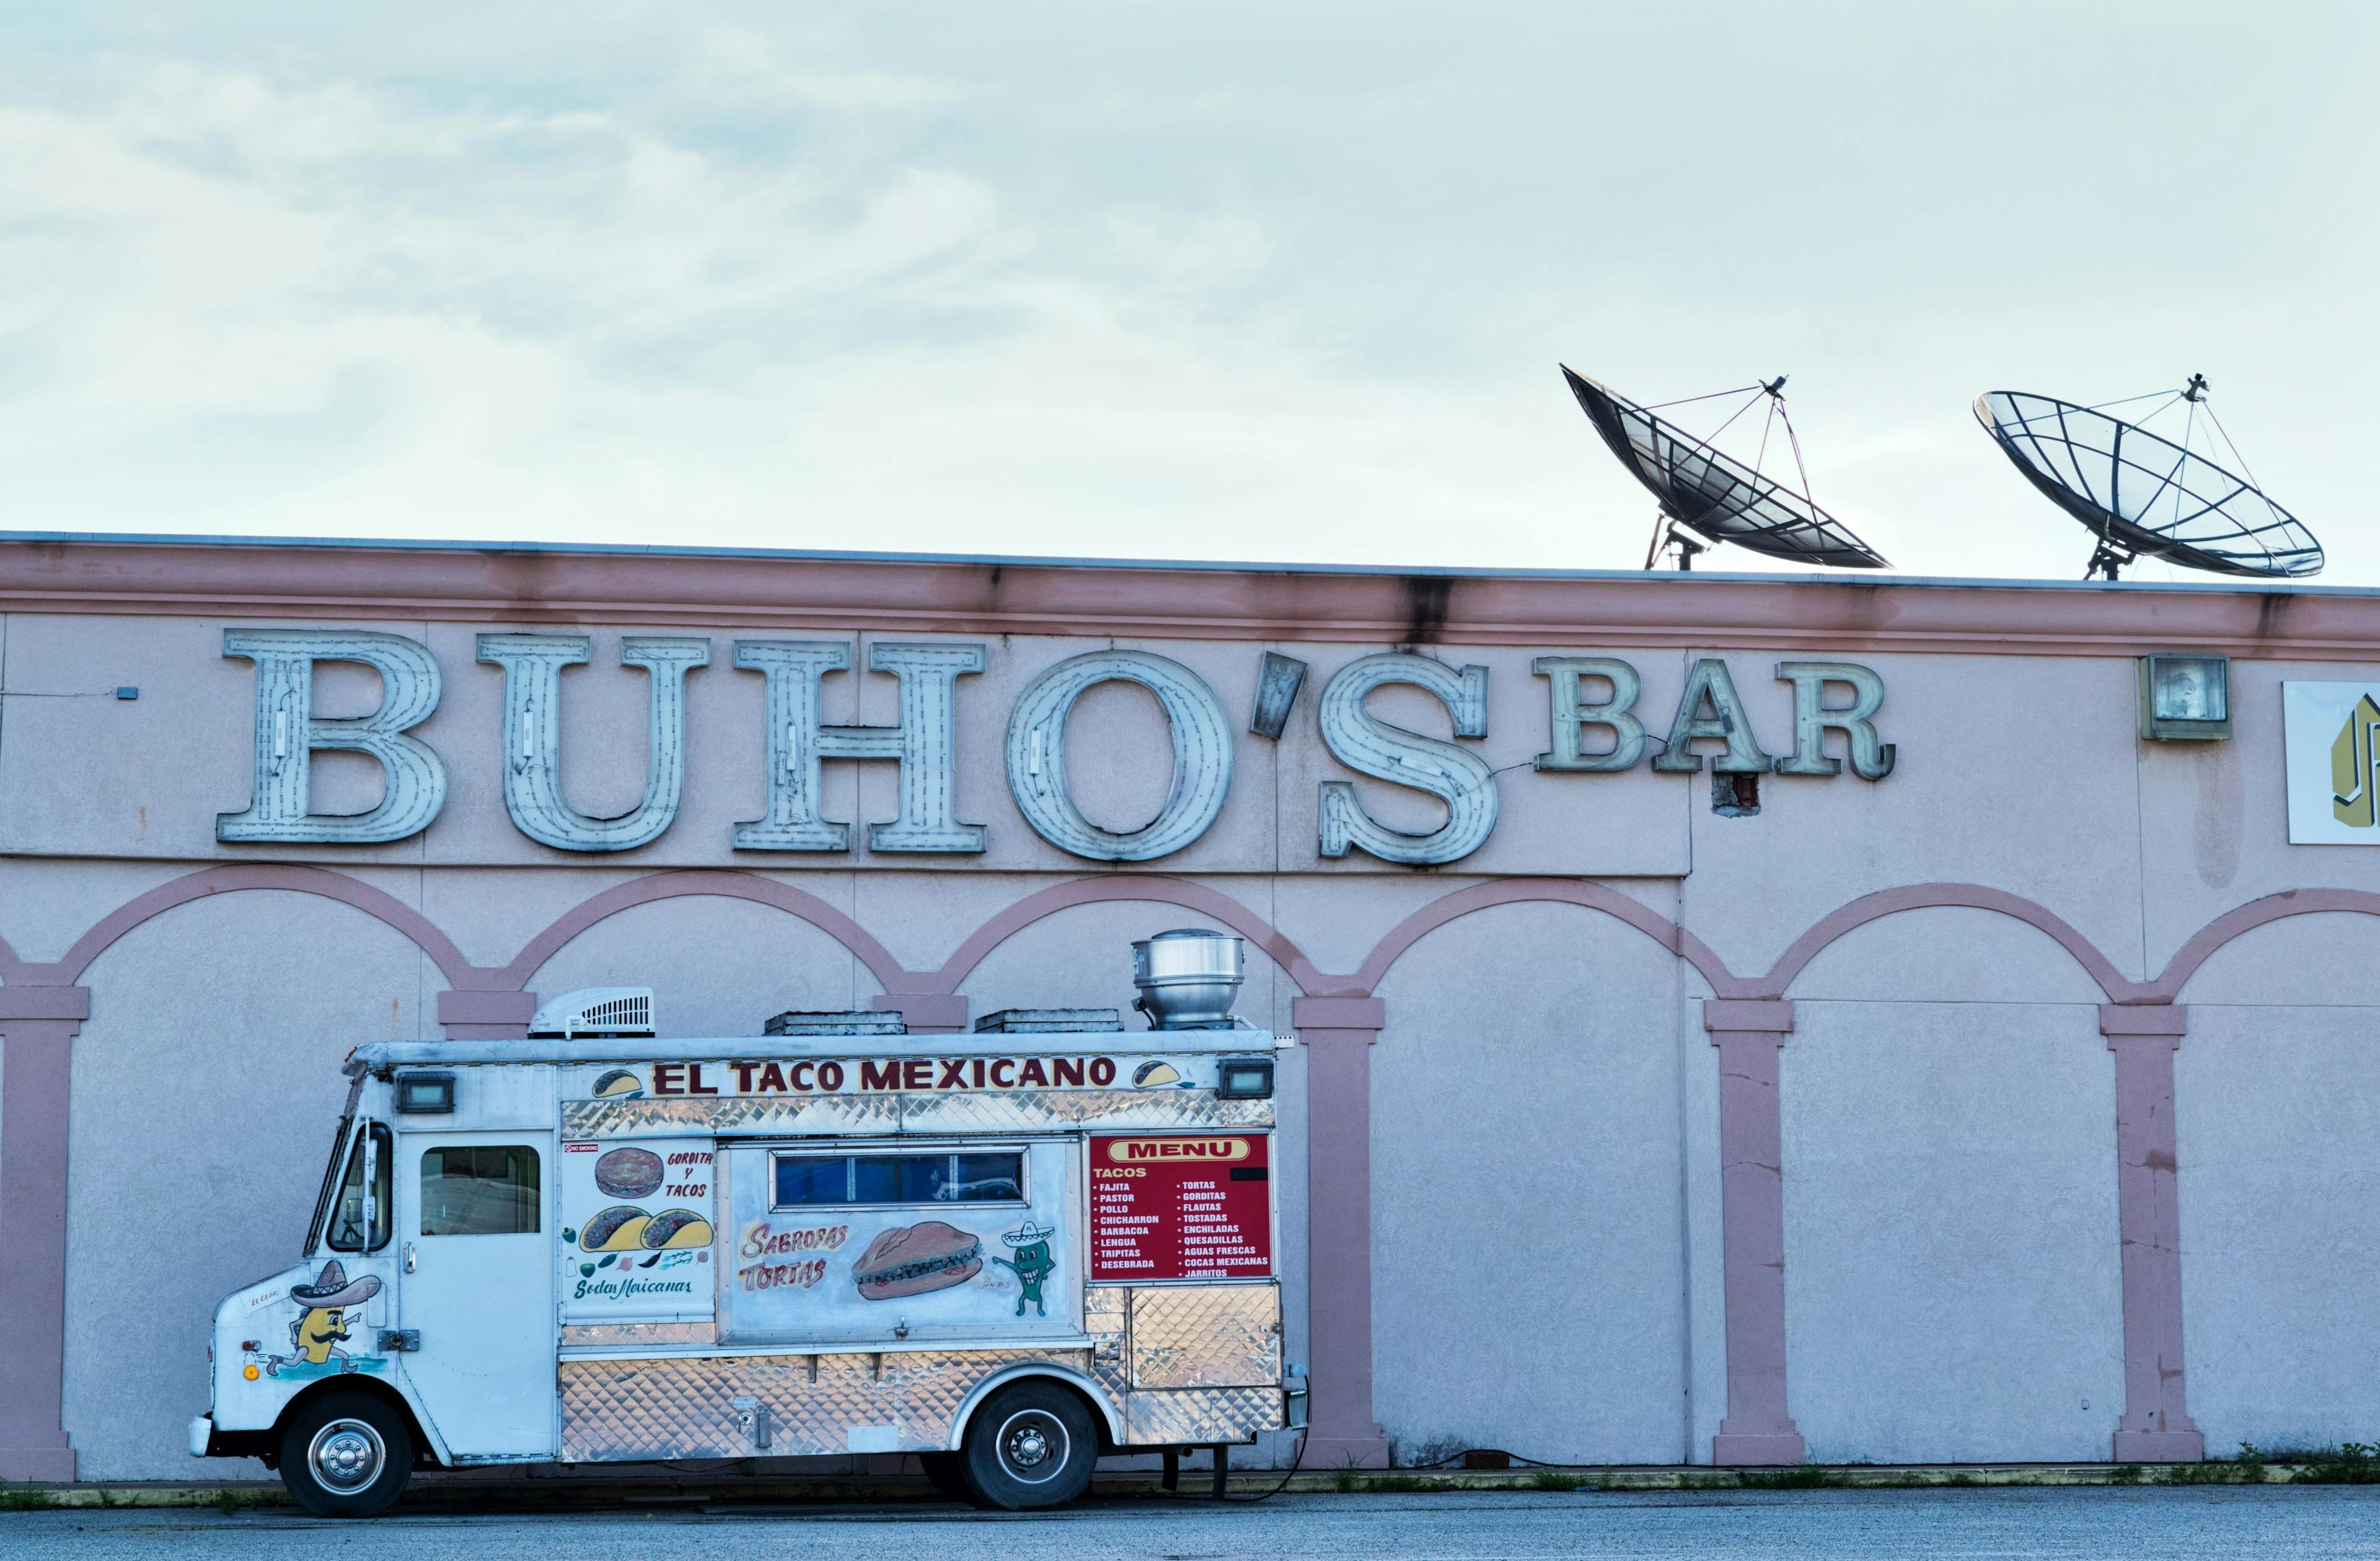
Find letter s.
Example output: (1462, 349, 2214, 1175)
(1316, 653, 1496, 865)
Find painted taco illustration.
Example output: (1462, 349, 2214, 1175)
(853, 1221, 982, 1300)
(594, 1146, 664, 1199)
(591, 1068, 645, 1099)
(641, 1210, 713, 1250)
(1132, 1061, 1181, 1088)
(580, 1205, 653, 1252)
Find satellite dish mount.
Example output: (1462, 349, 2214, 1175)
(1644, 519, 1708, 571)
(1561, 366, 1889, 573)
(2084, 539, 2134, 583)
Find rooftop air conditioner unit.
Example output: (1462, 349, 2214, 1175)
(527, 987, 655, 1040)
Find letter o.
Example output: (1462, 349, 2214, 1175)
(1005, 651, 1234, 861)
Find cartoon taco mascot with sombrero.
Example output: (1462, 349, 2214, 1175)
(992, 1220, 1057, 1318)
(262, 1260, 383, 1377)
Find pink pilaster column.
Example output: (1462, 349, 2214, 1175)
(1292, 994, 1391, 1468)
(437, 986, 537, 1040)
(2102, 1005, 2203, 1462)
(1704, 998, 1805, 1466)
(0, 978, 92, 1482)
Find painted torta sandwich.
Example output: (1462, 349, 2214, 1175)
(852, 1221, 982, 1299)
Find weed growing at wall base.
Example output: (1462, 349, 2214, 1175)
(2281, 1443, 2380, 1484)
(1740, 1466, 1851, 1490)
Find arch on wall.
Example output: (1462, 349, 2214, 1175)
(1756, 884, 2143, 1005)
(2153, 888, 2380, 1001)
(500, 871, 907, 993)
(43, 865, 476, 988)
(1352, 879, 1743, 999)
(33, 868, 2380, 1019)
(923, 876, 1328, 996)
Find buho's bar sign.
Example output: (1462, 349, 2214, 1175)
(217, 630, 1895, 866)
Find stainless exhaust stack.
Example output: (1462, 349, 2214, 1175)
(1131, 929, 1245, 1029)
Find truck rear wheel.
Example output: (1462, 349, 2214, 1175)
(958, 1381, 1098, 1510)
(277, 1391, 413, 1518)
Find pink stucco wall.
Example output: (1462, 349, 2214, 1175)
(7, 536, 2380, 1479)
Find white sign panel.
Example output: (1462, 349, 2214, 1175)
(719, 1140, 1079, 1347)
(2283, 680, 2380, 845)
(558, 1138, 717, 1324)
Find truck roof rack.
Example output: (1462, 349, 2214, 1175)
(764, 1010, 906, 1037)
(973, 1008, 1124, 1034)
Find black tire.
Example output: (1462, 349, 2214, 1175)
(958, 1380, 1098, 1510)
(276, 1391, 413, 1518)
(919, 1451, 974, 1502)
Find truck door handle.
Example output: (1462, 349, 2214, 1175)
(403, 1242, 417, 1274)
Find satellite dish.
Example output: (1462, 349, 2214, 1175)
(1974, 379, 2322, 581)
(1561, 365, 1890, 571)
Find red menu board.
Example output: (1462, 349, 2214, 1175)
(1088, 1133, 1272, 1282)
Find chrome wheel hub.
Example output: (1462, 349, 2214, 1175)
(998, 1410, 1067, 1484)
(309, 1418, 386, 1492)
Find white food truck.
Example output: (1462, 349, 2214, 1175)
(192, 931, 1300, 1516)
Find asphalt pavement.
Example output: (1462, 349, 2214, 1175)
(10, 1487, 2380, 1559)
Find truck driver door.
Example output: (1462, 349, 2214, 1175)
(394, 1133, 556, 1458)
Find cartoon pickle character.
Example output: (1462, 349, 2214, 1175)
(263, 1260, 383, 1376)
(992, 1220, 1057, 1317)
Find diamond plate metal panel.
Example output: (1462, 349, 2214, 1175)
(1130, 1283, 1280, 1389)
(1124, 1386, 1285, 1445)
(563, 1094, 903, 1138)
(1084, 1286, 1129, 1337)
(561, 1321, 718, 1348)
(1085, 1285, 1130, 1402)
(558, 1348, 1122, 1462)
(897, 1090, 1275, 1134)
(559, 1356, 744, 1460)
(567, 1089, 1273, 1137)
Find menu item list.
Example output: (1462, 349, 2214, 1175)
(1088, 1133, 1272, 1282)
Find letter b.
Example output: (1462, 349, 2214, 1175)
(218, 629, 446, 844)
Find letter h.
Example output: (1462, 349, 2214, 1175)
(734, 641, 987, 853)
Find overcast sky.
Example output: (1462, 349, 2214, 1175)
(2, 4, 2373, 583)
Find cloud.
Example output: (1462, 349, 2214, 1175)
(0, 6, 2371, 581)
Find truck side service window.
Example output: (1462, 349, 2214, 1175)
(326, 1122, 393, 1253)
(419, 1145, 541, 1236)
(774, 1151, 1024, 1208)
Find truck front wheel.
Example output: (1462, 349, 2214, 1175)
(958, 1381, 1098, 1510)
(277, 1392, 413, 1518)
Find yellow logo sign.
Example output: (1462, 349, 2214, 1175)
(2332, 695, 2380, 827)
